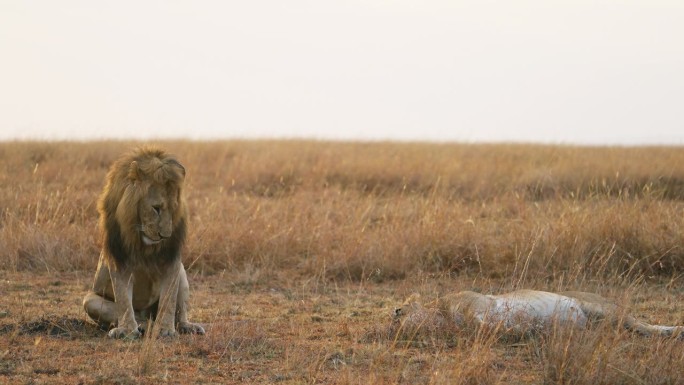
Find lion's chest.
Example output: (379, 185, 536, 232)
(131, 270, 162, 310)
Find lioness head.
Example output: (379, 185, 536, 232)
(393, 293, 447, 334)
(99, 147, 187, 268)
(393, 293, 424, 322)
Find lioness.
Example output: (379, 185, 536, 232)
(83, 147, 205, 339)
(395, 290, 683, 337)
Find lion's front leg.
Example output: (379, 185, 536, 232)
(156, 262, 181, 337)
(176, 264, 205, 335)
(108, 267, 141, 339)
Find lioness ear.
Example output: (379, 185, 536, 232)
(406, 293, 421, 303)
(128, 161, 140, 181)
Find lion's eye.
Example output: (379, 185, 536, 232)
(152, 206, 161, 215)
(394, 308, 402, 317)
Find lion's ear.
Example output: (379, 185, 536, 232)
(167, 159, 186, 178)
(128, 161, 140, 181)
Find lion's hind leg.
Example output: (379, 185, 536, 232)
(134, 302, 158, 335)
(84, 292, 154, 337)
(83, 291, 118, 330)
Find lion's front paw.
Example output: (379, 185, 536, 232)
(178, 321, 206, 335)
(108, 326, 142, 340)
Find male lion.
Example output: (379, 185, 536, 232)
(83, 147, 205, 339)
(395, 290, 683, 338)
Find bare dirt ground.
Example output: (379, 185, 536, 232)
(2, 271, 683, 384)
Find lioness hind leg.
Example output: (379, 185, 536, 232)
(83, 291, 117, 329)
(624, 317, 684, 338)
(176, 265, 205, 335)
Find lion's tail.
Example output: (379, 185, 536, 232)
(626, 317, 684, 338)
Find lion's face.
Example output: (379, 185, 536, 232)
(101, 148, 187, 266)
(138, 183, 179, 246)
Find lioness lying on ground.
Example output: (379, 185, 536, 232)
(83, 147, 205, 339)
(395, 290, 683, 337)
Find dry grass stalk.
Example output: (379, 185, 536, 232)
(1, 141, 683, 383)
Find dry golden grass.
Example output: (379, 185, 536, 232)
(1, 140, 683, 384)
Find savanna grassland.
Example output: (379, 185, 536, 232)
(1, 140, 684, 384)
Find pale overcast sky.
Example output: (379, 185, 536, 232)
(1, 1, 683, 144)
